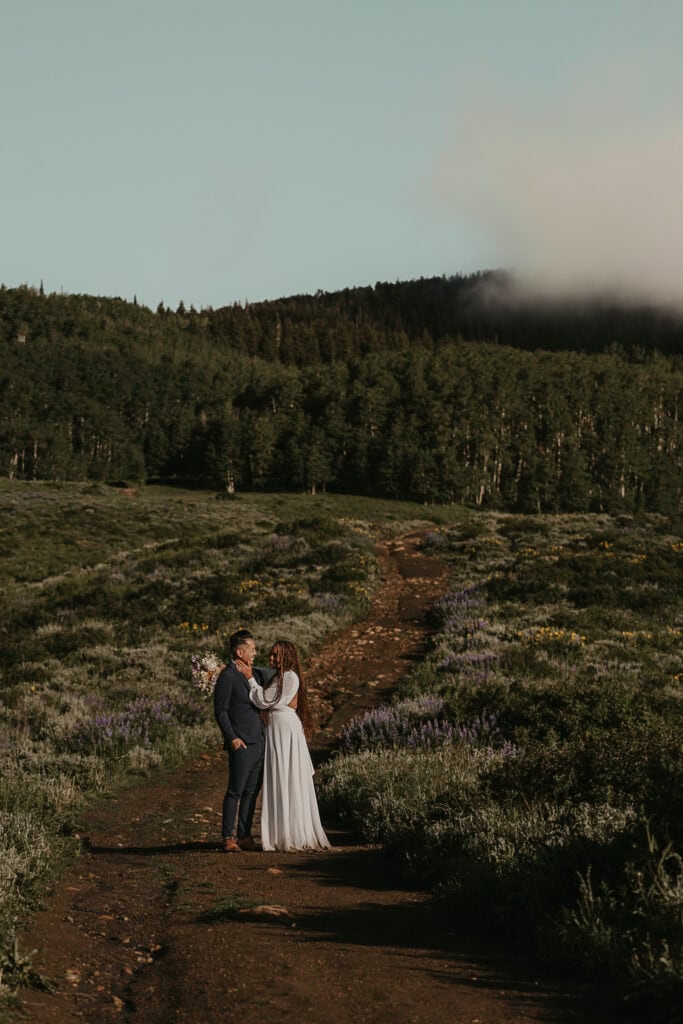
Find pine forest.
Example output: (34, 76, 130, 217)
(1, 273, 681, 513)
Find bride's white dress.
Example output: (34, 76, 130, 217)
(248, 670, 330, 852)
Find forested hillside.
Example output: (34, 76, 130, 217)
(1, 275, 681, 512)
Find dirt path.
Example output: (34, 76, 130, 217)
(19, 535, 616, 1024)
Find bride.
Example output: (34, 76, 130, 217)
(241, 638, 330, 852)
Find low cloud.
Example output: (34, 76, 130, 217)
(435, 60, 683, 308)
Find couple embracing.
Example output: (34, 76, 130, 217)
(213, 628, 330, 853)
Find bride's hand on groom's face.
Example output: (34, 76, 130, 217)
(235, 658, 252, 678)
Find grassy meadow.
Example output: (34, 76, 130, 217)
(320, 512, 683, 1018)
(0, 479, 458, 999)
(2, 481, 681, 1015)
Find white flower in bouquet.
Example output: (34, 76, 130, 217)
(191, 651, 224, 698)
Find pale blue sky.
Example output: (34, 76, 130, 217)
(2, 1, 682, 309)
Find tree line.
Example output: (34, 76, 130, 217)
(1, 279, 681, 512)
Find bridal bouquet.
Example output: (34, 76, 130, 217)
(191, 652, 224, 698)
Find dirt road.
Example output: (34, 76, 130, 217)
(19, 535, 616, 1024)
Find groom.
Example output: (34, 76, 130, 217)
(213, 628, 274, 853)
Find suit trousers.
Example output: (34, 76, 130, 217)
(222, 735, 265, 839)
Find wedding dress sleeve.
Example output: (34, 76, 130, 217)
(248, 670, 300, 710)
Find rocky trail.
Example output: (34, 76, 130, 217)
(19, 535, 617, 1024)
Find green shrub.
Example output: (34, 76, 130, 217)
(557, 830, 683, 1014)
(319, 746, 482, 845)
(433, 801, 638, 932)
(323, 509, 682, 1012)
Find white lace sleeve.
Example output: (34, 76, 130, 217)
(248, 671, 299, 710)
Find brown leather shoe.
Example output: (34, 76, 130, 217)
(237, 836, 260, 851)
(222, 837, 242, 853)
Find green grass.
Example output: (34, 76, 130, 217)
(320, 510, 683, 1018)
(0, 479, 463, 587)
(197, 895, 260, 923)
(0, 479, 467, 998)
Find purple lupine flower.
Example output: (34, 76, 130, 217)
(438, 650, 498, 673)
(340, 698, 446, 753)
(435, 586, 486, 621)
(339, 696, 502, 754)
(313, 592, 342, 611)
(62, 693, 204, 754)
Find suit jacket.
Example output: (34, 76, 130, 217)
(213, 662, 276, 749)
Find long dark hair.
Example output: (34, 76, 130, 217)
(266, 639, 311, 739)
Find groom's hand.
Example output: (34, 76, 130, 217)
(231, 738, 246, 751)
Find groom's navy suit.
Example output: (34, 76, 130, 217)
(214, 662, 275, 840)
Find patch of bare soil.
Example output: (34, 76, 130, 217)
(19, 535, 618, 1024)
